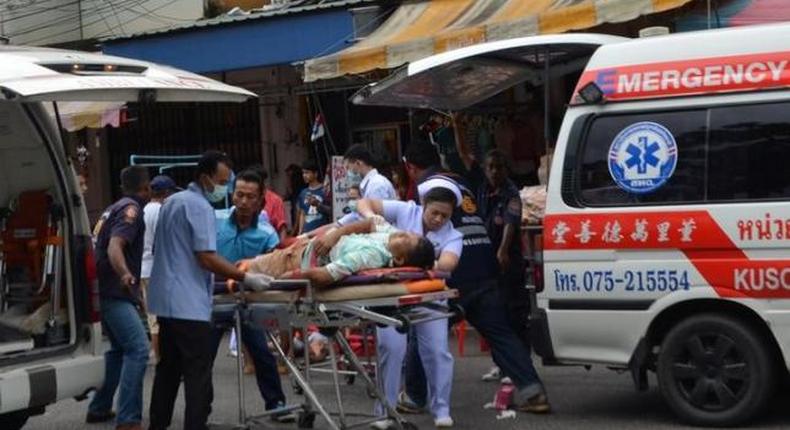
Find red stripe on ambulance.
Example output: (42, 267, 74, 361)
(574, 51, 790, 102)
(544, 212, 790, 299)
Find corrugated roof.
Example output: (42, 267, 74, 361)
(101, 0, 378, 43)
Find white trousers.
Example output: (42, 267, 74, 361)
(375, 311, 454, 419)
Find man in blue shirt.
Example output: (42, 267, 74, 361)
(212, 170, 294, 422)
(147, 151, 272, 430)
(87, 166, 150, 430)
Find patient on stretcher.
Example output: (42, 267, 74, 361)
(241, 219, 435, 287)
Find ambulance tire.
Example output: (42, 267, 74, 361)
(0, 409, 29, 430)
(657, 314, 775, 427)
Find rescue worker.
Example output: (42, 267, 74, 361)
(398, 143, 550, 416)
(146, 151, 273, 430)
(354, 186, 462, 429)
(86, 166, 151, 430)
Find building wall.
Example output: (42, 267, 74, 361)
(224, 66, 309, 197)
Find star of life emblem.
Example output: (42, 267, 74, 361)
(608, 121, 678, 194)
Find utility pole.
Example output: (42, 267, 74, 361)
(78, 0, 83, 40)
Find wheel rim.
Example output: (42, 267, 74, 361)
(670, 332, 750, 412)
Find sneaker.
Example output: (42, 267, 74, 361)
(516, 393, 551, 414)
(396, 391, 425, 414)
(86, 410, 116, 423)
(434, 416, 454, 428)
(481, 366, 501, 382)
(269, 402, 296, 423)
(369, 419, 394, 430)
(500, 376, 513, 385)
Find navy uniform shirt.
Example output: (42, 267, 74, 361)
(468, 164, 523, 259)
(419, 172, 499, 297)
(94, 196, 146, 304)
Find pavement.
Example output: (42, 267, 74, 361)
(25, 332, 790, 430)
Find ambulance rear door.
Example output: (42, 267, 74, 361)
(350, 33, 627, 111)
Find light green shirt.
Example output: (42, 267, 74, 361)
(302, 222, 397, 281)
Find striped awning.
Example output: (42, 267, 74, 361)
(304, 0, 691, 82)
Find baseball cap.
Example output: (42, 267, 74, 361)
(150, 175, 179, 192)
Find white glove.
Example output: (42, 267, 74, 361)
(241, 273, 274, 292)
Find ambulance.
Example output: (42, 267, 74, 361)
(0, 45, 253, 429)
(352, 23, 790, 426)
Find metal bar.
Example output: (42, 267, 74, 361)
(326, 304, 403, 328)
(267, 330, 341, 430)
(333, 332, 410, 430)
(234, 305, 247, 425)
(328, 338, 348, 427)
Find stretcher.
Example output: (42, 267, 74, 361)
(212, 271, 459, 430)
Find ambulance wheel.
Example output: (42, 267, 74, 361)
(0, 410, 29, 430)
(297, 411, 316, 428)
(657, 313, 775, 427)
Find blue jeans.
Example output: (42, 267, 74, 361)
(212, 312, 286, 410)
(89, 298, 150, 425)
(405, 283, 544, 406)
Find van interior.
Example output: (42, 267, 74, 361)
(0, 101, 74, 358)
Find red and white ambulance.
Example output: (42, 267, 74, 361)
(353, 23, 790, 426)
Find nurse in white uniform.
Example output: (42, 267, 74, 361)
(356, 178, 463, 429)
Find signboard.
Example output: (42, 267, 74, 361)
(331, 156, 351, 221)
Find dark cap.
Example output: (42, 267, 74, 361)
(150, 175, 178, 192)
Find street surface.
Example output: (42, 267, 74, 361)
(26, 333, 790, 429)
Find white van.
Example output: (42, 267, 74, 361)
(353, 24, 790, 427)
(0, 45, 252, 429)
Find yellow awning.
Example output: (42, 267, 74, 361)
(304, 0, 691, 82)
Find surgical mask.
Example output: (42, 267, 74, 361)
(346, 169, 363, 184)
(205, 181, 228, 203)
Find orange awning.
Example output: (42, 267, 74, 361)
(304, 0, 691, 82)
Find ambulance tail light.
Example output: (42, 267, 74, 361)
(83, 244, 101, 323)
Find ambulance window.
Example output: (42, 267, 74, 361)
(707, 102, 790, 201)
(577, 110, 707, 206)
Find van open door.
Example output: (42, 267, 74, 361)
(0, 46, 254, 102)
(350, 33, 626, 110)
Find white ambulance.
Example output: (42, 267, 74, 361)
(0, 45, 253, 429)
(353, 24, 790, 426)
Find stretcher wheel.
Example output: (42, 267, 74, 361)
(345, 374, 355, 385)
(297, 411, 316, 429)
(366, 385, 377, 399)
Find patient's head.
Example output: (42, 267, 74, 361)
(387, 231, 435, 269)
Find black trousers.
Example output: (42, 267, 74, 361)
(149, 317, 215, 430)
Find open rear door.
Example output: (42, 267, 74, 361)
(351, 33, 626, 110)
(0, 46, 254, 103)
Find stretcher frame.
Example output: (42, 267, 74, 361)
(214, 279, 459, 430)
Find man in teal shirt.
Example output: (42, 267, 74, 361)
(211, 170, 294, 422)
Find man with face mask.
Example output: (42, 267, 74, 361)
(147, 151, 273, 430)
(337, 144, 397, 226)
(86, 166, 152, 430)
